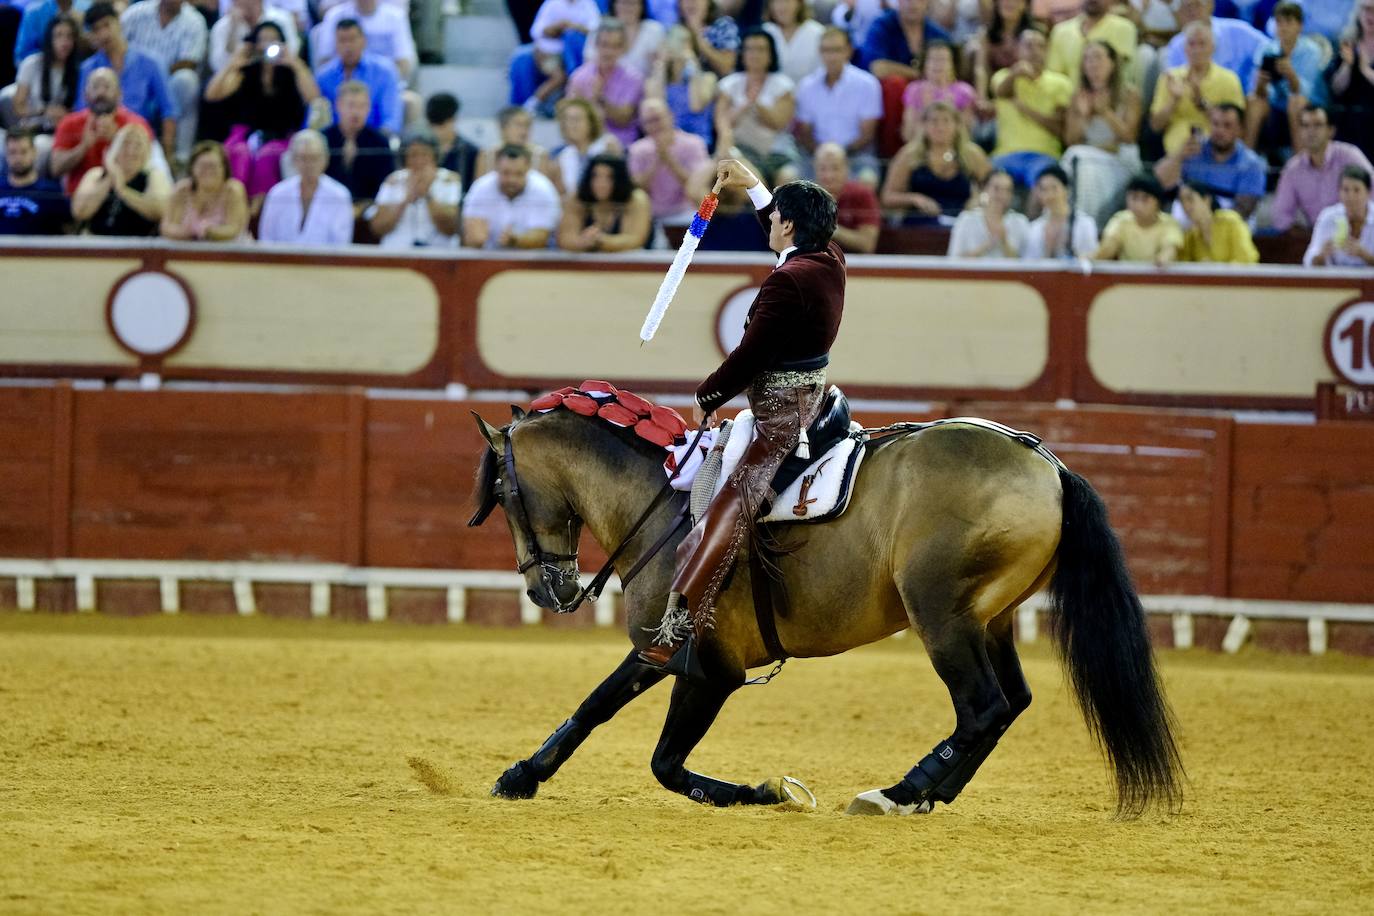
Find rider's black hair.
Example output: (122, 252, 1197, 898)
(772, 179, 837, 253)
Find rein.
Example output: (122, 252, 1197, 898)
(500, 419, 710, 614)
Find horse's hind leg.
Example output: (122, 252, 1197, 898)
(922, 612, 1032, 806)
(849, 591, 1011, 815)
(492, 650, 666, 799)
(650, 677, 799, 807)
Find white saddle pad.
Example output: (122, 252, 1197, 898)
(711, 411, 867, 524)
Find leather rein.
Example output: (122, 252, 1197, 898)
(486, 420, 710, 614)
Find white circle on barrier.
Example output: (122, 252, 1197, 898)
(716, 287, 760, 355)
(109, 271, 193, 357)
(1325, 300, 1374, 386)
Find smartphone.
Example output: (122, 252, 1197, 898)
(265, 43, 282, 59)
(1260, 53, 1281, 76)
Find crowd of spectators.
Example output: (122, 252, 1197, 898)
(0, 0, 1371, 268)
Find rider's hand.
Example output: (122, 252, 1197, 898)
(691, 403, 714, 427)
(715, 158, 759, 194)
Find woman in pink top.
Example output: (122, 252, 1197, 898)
(900, 40, 976, 141)
(160, 141, 252, 241)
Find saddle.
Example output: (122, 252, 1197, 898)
(693, 386, 867, 525)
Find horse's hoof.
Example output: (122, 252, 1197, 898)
(490, 760, 539, 800)
(756, 776, 817, 809)
(845, 789, 934, 816)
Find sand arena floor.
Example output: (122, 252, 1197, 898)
(1, 612, 1371, 914)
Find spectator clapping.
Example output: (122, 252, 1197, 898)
(556, 153, 652, 251)
(160, 140, 249, 241)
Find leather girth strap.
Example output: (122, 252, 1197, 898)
(748, 546, 789, 663)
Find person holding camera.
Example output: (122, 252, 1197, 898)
(204, 19, 320, 212)
(1245, 1, 1326, 162)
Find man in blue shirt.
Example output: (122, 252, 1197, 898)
(75, 3, 177, 159)
(314, 17, 402, 134)
(858, 0, 950, 80)
(1154, 102, 1267, 219)
(14, 0, 88, 61)
(0, 129, 67, 235)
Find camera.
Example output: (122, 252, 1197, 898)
(265, 43, 282, 59)
(1260, 53, 1282, 76)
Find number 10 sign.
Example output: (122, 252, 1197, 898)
(1325, 300, 1374, 386)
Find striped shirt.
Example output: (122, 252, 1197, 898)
(120, 0, 208, 74)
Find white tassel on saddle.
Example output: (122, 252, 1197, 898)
(796, 425, 810, 460)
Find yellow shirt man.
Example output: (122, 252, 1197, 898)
(1179, 209, 1260, 264)
(1149, 63, 1245, 155)
(1100, 210, 1184, 262)
(991, 67, 1076, 158)
(1046, 13, 1138, 86)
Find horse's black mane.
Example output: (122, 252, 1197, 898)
(469, 408, 673, 517)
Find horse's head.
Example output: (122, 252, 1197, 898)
(469, 407, 586, 612)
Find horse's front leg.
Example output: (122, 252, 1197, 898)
(649, 676, 815, 808)
(492, 649, 667, 799)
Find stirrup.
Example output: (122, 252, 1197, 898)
(661, 635, 708, 682)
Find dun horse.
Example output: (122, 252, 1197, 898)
(469, 403, 1183, 817)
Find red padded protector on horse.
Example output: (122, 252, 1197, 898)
(635, 421, 675, 447)
(563, 394, 599, 416)
(598, 403, 639, 427)
(649, 405, 688, 436)
(580, 379, 618, 398)
(616, 390, 654, 417)
(530, 392, 566, 411)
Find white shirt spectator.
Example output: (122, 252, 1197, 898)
(316, 1, 417, 71)
(209, 6, 301, 72)
(1021, 211, 1099, 259)
(718, 71, 795, 154)
(587, 18, 666, 76)
(121, 0, 209, 73)
(763, 19, 825, 84)
(463, 169, 561, 249)
(529, 0, 603, 56)
(948, 208, 1030, 258)
(316, 0, 406, 16)
(219, 0, 312, 25)
(1303, 201, 1374, 268)
(373, 167, 463, 248)
(258, 174, 356, 244)
(795, 62, 882, 150)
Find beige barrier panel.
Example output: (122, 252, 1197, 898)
(165, 263, 440, 374)
(477, 270, 753, 379)
(1088, 284, 1357, 397)
(831, 278, 1050, 389)
(0, 258, 142, 366)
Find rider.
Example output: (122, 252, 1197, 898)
(640, 158, 846, 672)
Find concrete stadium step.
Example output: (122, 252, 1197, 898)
(417, 64, 510, 119)
(462, 0, 509, 17)
(444, 13, 519, 68)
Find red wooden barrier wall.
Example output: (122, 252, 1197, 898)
(2, 384, 1372, 608)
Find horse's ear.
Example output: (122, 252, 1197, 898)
(510, 405, 527, 422)
(472, 411, 505, 453)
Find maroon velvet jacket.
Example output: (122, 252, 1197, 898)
(696, 202, 846, 413)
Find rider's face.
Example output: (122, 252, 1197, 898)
(768, 206, 794, 254)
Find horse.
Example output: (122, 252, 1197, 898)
(468, 402, 1183, 817)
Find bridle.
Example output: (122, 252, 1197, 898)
(500, 436, 582, 603)
(470, 418, 710, 614)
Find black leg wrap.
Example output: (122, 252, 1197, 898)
(682, 771, 752, 807)
(528, 717, 588, 778)
(883, 740, 965, 807)
(930, 725, 1008, 804)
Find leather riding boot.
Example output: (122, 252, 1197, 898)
(639, 436, 776, 670)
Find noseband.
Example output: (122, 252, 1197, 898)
(500, 437, 583, 609)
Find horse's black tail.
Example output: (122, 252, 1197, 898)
(1048, 467, 1185, 819)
